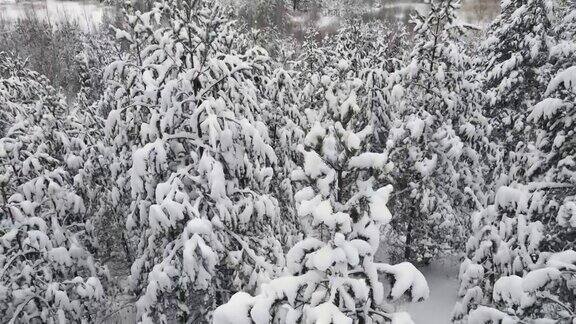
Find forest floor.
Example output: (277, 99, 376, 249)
(404, 256, 461, 324)
(375, 241, 461, 324)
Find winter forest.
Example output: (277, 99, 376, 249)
(0, 0, 575, 322)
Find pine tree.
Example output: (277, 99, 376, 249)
(452, 185, 547, 322)
(453, 2, 576, 322)
(213, 33, 429, 324)
(100, 1, 290, 321)
(480, 0, 554, 184)
(0, 54, 107, 323)
(529, 0, 576, 254)
(264, 64, 307, 247)
(384, 0, 487, 264)
(236, 0, 290, 33)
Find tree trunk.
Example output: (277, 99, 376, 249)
(404, 219, 413, 260)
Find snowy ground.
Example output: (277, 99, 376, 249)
(404, 256, 461, 324)
(375, 240, 462, 324)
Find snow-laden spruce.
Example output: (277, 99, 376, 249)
(267, 21, 408, 246)
(213, 45, 429, 323)
(263, 65, 306, 248)
(383, 0, 488, 264)
(0, 54, 107, 323)
(100, 0, 292, 321)
(453, 185, 544, 322)
(453, 2, 576, 323)
(480, 0, 554, 184)
(454, 186, 576, 323)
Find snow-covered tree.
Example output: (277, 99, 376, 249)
(234, 0, 290, 33)
(454, 185, 575, 323)
(328, 21, 407, 148)
(384, 0, 488, 264)
(480, 0, 555, 185)
(0, 54, 107, 323)
(100, 1, 291, 321)
(213, 40, 429, 324)
(525, 0, 576, 256)
(452, 185, 545, 322)
(0, 54, 47, 135)
(453, 3, 576, 322)
(267, 21, 409, 244)
(73, 32, 118, 107)
(262, 64, 307, 247)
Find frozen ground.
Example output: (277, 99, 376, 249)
(404, 256, 461, 324)
(375, 240, 461, 324)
